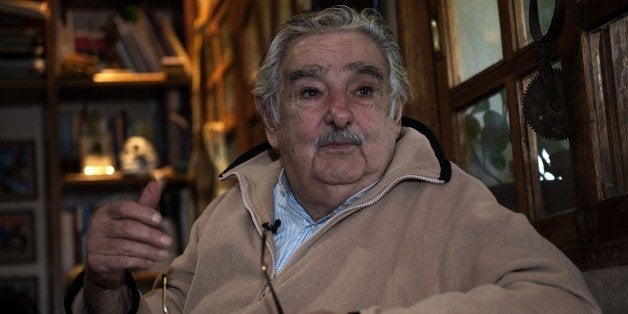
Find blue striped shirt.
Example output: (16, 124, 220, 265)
(272, 170, 376, 272)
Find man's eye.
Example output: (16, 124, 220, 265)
(357, 86, 374, 97)
(301, 88, 320, 99)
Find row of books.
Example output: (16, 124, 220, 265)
(60, 187, 195, 276)
(60, 5, 190, 77)
(0, 1, 47, 78)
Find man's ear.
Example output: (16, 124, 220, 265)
(393, 99, 403, 132)
(254, 96, 278, 148)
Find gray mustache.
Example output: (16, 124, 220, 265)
(316, 128, 364, 146)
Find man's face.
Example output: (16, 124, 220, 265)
(265, 31, 402, 204)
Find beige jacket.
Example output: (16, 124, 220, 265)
(72, 125, 601, 313)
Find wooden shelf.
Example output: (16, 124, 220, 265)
(62, 171, 189, 191)
(57, 73, 191, 90)
(61, 0, 178, 9)
(56, 75, 191, 101)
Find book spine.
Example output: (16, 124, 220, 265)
(126, 17, 160, 72)
(113, 14, 149, 72)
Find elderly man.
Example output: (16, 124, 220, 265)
(67, 6, 600, 313)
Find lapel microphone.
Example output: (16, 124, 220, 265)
(262, 219, 281, 234)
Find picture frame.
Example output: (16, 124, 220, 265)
(0, 276, 38, 312)
(0, 209, 36, 263)
(0, 140, 37, 201)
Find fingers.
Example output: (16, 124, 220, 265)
(87, 238, 170, 272)
(138, 180, 163, 209)
(89, 254, 158, 272)
(92, 211, 172, 248)
(106, 199, 162, 227)
(87, 218, 172, 274)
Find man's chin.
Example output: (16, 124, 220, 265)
(315, 166, 365, 186)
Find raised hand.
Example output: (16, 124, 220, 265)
(84, 181, 173, 290)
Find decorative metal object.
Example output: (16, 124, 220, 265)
(522, 0, 568, 141)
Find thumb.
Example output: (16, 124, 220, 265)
(138, 181, 163, 209)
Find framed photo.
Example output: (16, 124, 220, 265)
(0, 276, 38, 312)
(0, 209, 35, 263)
(0, 140, 37, 200)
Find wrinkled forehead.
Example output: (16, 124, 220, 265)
(279, 31, 389, 82)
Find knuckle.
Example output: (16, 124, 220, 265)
(111, 219, 134, 236)
(121, 255, 154, 270)
(113, 240, 132, 255)
(120, 219, 136, 231)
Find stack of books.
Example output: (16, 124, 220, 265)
(0, 1, 48, 78)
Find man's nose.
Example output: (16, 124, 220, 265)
(324, 91, 353, 128)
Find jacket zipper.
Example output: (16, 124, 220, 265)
(278, 174, 445, 272)
(229, 173, 278, 300)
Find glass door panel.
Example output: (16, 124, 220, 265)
(534, 136, 576, 217)
(455, 89, 517, 210)
(515, 0, 557, 47)
(448, 0, 503, 84)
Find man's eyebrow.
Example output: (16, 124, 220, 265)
(287, 65, 323, 82)
(346, 62, 384, 81)
(286, 63, 384, 82)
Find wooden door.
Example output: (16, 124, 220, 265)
(397, 0, 627, 270)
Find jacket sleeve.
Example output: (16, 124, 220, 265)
(363, 175, 601, 313)
(66, 270, 139, 313)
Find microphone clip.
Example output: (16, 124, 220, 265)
(262, 219, 281, 235)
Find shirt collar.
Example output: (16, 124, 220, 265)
(275, 169, 379, 224)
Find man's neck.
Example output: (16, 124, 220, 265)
(282, 171, 379, 221)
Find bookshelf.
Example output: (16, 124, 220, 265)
(1, 0, 196, 312)
(52, 1, 197, 312)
